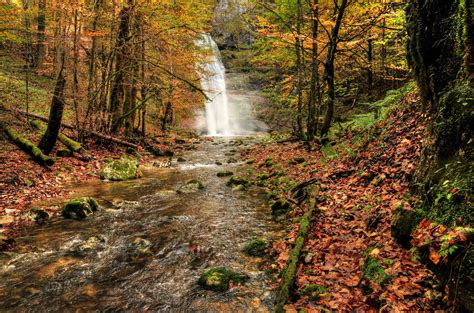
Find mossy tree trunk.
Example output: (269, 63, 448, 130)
(39, 59, 66, 155)
(407, 0, 474, 192)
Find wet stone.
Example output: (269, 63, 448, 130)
(62, 197, 99, 220)
(100, 156, 139, 181)
(198, 267, 249, 291)
(21, 208, 49, 223)
(177, 180, 205, 194)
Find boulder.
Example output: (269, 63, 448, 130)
(243, 239, 268, 256)
(198, 267, 249, 291)
(217, 171, 234, 177)
(391, 208, 422, 247)
(129, 237, 152, 256)
(22, 208, 49, 222)
(99, 156, 139, 181)
(72, 235, 108, 256)
(226, 176, 250, 188)
(177, 180, 205, 194)
(62, 197, 99, 220)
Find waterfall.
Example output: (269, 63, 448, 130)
(197, 34, 261, 136)
(199, 35, 232, 136)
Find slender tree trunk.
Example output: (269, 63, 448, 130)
(39, 58, 66, 155)
(320, 0, 348, 140)
(22, 0, 33, 114)
(33, 0, 46, 69)
(295, 0, 305, 140)
(140, 16, 147, 137)
(307, 0, 320, 140)
(367, 39, 373, 97)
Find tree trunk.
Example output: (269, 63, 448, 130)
(307, 0, 320, 140)
(33, 0, 46, 69)
(320, 0, 348, 140)
(110, 3, 132, 133)
(1, 122, 54, 166)
(295, 0, 305, 140)
(39, 59, 66, 155)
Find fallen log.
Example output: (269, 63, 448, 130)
(30, 119, 82, 152)
(1, 122, 54, 166)
(15, 110, 138, 149)
(275, 187, 319, 312)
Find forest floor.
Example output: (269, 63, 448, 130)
(242, 91, 457, 311)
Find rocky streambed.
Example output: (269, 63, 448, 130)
(0, 137, 280, 312)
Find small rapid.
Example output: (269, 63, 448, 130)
(0, 138, 280, 312)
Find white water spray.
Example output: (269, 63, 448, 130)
(197, 35, 262, 136)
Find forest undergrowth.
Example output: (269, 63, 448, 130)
(243, 88, 472, 311)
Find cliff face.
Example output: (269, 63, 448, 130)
(212, 0, 254, 49)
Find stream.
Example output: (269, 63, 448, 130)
(0, 138, 280, 312)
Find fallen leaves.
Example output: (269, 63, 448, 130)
(245, 92, 446, 311)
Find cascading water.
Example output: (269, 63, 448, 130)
(199, 35, 232, 136)
(197, 34, 264, 136)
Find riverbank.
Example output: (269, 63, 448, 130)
(0, 128, 195, 250)
(242, 90, 471, 310)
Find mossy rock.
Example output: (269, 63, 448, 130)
(22, 208, 49, 222)
(226, 176, 250, 187)
(391, 208, 422, 247)
(129, 237, 152, 256)
(99, 156, 139, 181)
(299, 284, 328, 301)
(232, 184, 247, 192)
(177, 179, 205, 194)
(256, 173, 271, 180)
(271, 198, 292, 216)
(227, 158, 237, 164)
(217, 171, 234, 177)
(264, 158, 274, 167)
(164, 150, 174, 157)
(362, 255, 391, 285)
(62, 197, 99, 220)
(198, 267, 249, 291)
(243, 239, 268, 256)
(245, 158, 256, 164)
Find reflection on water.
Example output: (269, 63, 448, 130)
(0, 138, 280, 312)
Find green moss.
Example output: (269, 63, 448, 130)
(257, 173, 270, 180)
(99, 156, 139, 181)
(362, 256, 391, 285)
(245, 158, 256, 164)
(226, 176, 250, 187)
(243, 239, 268, 256)
(217, 171, 234, 177)
(62, 197, 99, 220)
(264, 157, 274, 167)
(299, 284, 328, 300)
(198, 268, 249, 291)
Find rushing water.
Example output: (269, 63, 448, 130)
(197, 35, 260, 136)
(0, 138, 281, 312)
